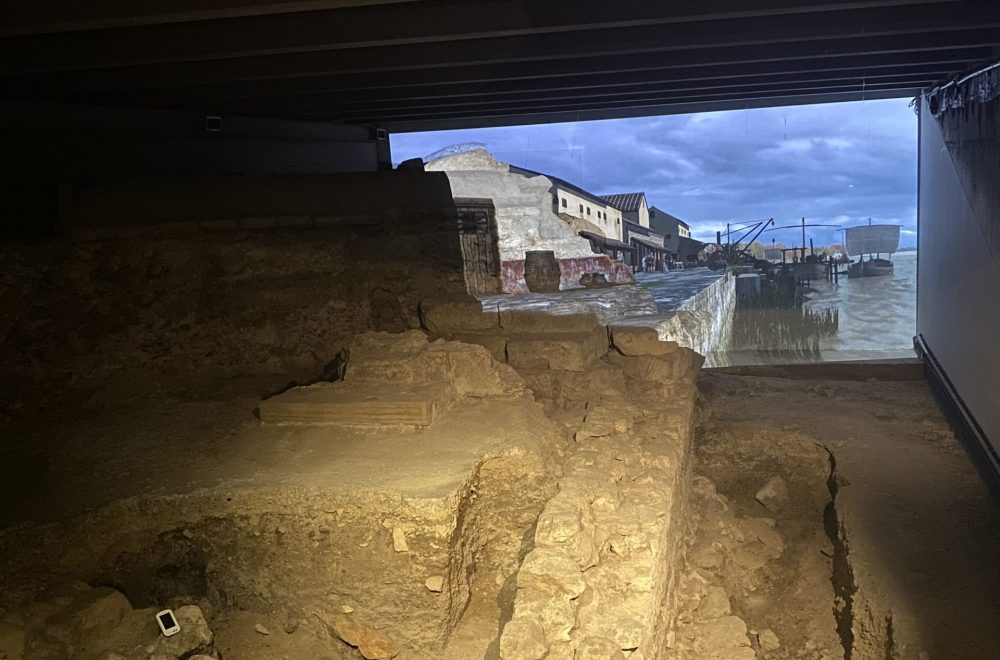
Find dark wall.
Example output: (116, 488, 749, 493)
(1, 101, 389, 240)
(0, 172, 466, 414)
(917, 93, 1000, 456)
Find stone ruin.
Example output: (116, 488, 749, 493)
(0, 294, 706, 660)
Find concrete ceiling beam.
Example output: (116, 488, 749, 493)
(0, 0, 969, 75)
(377, 88, 915, 131)
(229, 72, 942, 121)
(0, 0, 423, 37)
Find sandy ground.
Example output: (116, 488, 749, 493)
(696, 367, 1000, 660)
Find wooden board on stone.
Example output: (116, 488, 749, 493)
(260, 382, 453, 427)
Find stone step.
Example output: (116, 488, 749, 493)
(419, 295, 499, 335)
(498, 309, 603, 335)
(259, 382, 452, 427)
(505, 330, 609, 372)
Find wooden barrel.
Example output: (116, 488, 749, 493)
(523, 250, 562, 293)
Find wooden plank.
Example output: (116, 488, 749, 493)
(260, 382, 452, 426)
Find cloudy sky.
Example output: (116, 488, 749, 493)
(391, 98, 918, 248)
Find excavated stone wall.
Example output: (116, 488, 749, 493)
(421, 299, 704, 659)
(0, 213, 466, 416)
(0, 334, 564, 659)
(1, 298, 706, 659)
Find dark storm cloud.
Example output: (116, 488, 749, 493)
(391, 99, 918, 247)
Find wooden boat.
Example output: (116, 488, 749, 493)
(847, 256, 894, 278)
(844, 223, 900, 279)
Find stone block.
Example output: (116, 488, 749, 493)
(607, 351, 683, 385)
(505, 331, 608, 372)
(511, 594, 577, 645)
(691, 615, 751, 655)
(547, 364, 628, 405)
(259, 382, 453, 427)
(516, 548, 586, 598)
(600, 615, 644, 652)
(697, 586, 732, 619)
(754, 476, 789, 511)
(498, 310, 603, 335)
(147, 605, 215, 660)
(419, 296, 498, 334)
(433, 333, 506, 362)
(609, 324, 679, 356)
(499, 618, 547, 660)
(318, 612, 400, 660)
(575, 399, 634, 440)
(348, 331, 525, 399)
(576, 636, 626, 659)
(544, 641, 575, 660)
(44, 587, 132, 647)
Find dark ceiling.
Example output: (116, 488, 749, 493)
(2, 0, 998, 131)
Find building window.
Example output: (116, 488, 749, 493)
(665, 234, 671, 239)
(586, 207, 591, 215)
(561, 198, 567, 208)
(579, 204, 584, 212)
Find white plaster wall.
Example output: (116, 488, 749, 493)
(555, 187, 622, 241)
(443, 170, 598, 261)
(637, 197, 650, 228)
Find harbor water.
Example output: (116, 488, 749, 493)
(637, 252, 917, 365)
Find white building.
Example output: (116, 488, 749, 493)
(509, 165, 624, 241)
(424, 145, 636, 291)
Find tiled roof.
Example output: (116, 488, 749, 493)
(601, 192, 646, 212)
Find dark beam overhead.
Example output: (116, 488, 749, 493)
(0, 0, 996, 130)
(368, 89, 916, 132)
(0, 0, 974, 75)
(10, 2, 996, 99)
(0, 0, 423, 37)
(203, 69, 955, 118)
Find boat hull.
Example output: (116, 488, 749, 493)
(847, 259, 894, 278)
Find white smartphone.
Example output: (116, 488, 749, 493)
(156, 609, 181, 637)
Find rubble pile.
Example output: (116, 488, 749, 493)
(0, 583, 217, 660)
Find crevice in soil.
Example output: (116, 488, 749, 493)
(884, 613, 897, 660)
(823, 446, 857, 660)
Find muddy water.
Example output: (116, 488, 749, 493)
(721, 252, 917, 364)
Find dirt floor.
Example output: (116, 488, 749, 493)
(0, 387, 563, 659)
(681, 367, 1000, 660)
(4, 331, 1000, 660)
